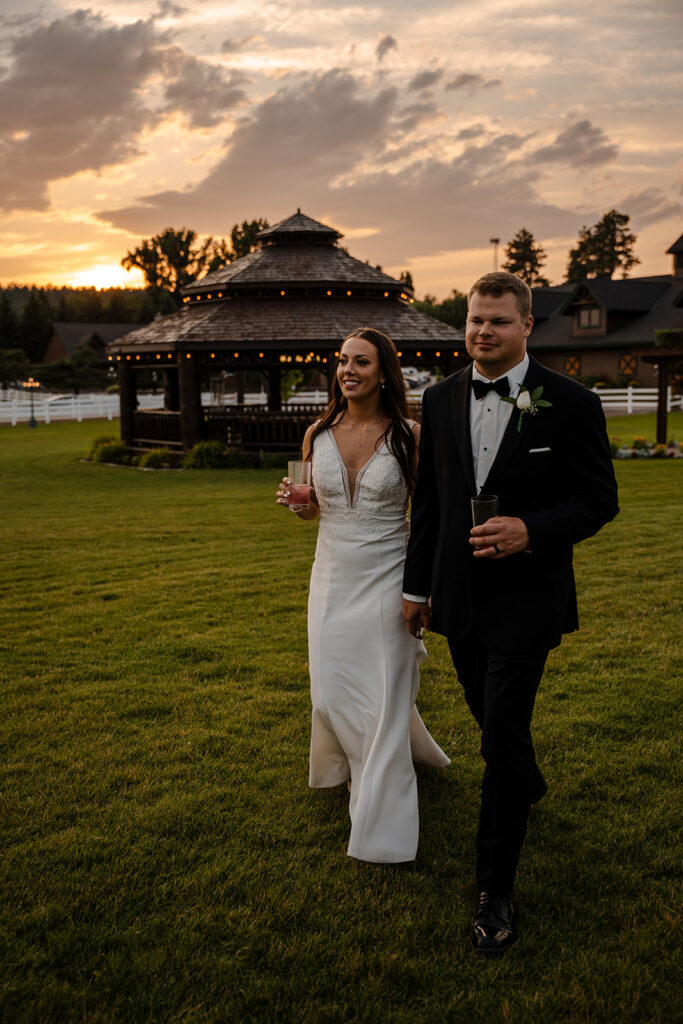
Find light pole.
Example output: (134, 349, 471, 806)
(23, 376, 40, 428)
(489, 238, 500, 271)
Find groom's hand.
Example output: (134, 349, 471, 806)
(402, 599, 430, 638)
(470, 516, 530, 559)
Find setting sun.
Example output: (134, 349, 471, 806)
(67, 264, 146, 290)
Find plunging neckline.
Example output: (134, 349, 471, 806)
(329, 428, 385, 507)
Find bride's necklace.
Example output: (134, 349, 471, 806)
(353, 418, 383, 447)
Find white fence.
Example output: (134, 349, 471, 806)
(593, 386, 681, 414)
(2, 385, 680, 425)
(0, 389, 330, 425)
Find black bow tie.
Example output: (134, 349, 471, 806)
(471, 376, 510, 401)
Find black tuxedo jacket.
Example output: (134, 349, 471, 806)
(403, 357, 619, 653)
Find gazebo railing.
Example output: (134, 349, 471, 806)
(132, 410, 183, 448)
(128, 402, 424, 452)
(203, 406, 327, 450)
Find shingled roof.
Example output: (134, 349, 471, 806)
(528, 275, 683, 352)
(110, 211, 464, 353)
(111, 298, 463, 351)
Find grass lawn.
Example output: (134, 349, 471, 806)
(1, 418, 681, 1024)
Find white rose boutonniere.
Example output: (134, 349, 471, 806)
(503, 385, 552, 432)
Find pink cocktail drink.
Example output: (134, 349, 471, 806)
(286, 460, 312, 510)
(288, 483, 311, 510)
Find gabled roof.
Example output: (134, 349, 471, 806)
(558, 277, 671, 315)
(530, 283, 574, 322)
(528, 276, 683, 351)
(51, 322, 140, 356)
(666, 233, 683, 254)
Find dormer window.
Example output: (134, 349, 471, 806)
(578, 306, 601, 328)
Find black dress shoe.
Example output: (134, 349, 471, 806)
(472, 892, 517, 955)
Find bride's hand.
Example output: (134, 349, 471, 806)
(276, 476, 292, 508)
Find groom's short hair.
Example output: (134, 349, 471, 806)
(469, 271, 532, 320)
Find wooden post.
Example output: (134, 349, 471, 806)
(325, 361, 336, 399)
(119, 360, 137, 446)
(656, 360, 669, 445)
(178, 353, 202, 449)
(267, 367, 282, 411)
(163, 366, 180, 411)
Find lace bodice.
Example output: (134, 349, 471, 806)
(311, 428, 409, 525)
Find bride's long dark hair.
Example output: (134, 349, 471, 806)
(307, 327, 417, 494)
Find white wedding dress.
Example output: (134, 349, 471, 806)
(307, 427, 450, 863)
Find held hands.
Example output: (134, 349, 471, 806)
(470, 516, 530, 559)
(402, 599, 430, 639)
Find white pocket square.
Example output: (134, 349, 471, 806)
(529, 446, 551, 453)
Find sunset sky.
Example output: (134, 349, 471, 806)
(1, 0, 681, 299)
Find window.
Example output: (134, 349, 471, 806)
(578, 307, 601, 328)
(618, 354, 637, 377)
(564, 355, 581, 377)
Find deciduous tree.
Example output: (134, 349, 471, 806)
(414, 290, 468, 329)
(0, 348, 29, 390)
(121, 220, 270, 305)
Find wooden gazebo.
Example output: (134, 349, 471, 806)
(108, 211, 466, 452)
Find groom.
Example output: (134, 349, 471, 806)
(402, 271, 618, 954)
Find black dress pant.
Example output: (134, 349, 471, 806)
(448, 630, 548, 895)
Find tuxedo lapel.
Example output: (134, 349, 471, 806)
(482, 356, 546, 491)
(450, 368, 477, 496)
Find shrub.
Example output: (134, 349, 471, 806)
(651, 444, 667, 459)
(182, 440, 249, 469)
(92, 441, 130, 464)
(632, 436, 650, 451)
(139, 447, 179, 469)
(106, 384, 119, 394)
(87, 435, 118, 460)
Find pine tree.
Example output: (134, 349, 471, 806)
(567, 210, 640, 280)
(502, 229, 550, 287)
(0, 291, 19, 350)
(20, 289, 53, 361)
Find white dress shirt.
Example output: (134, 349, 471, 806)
(471, 354, 528, 493)
(403, 354, 529, 603)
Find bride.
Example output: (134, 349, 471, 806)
(277, 327, 449, 863)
